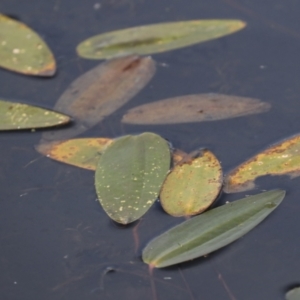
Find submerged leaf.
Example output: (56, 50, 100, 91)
(95, 132, 171, 224)
(0, 100, 70, 130)
(160, 149, 222, 216)
(41, 55, 155, 142)
(224, 134, 300, 193)
(77, 20, 246, 59)
(143, 190, 285, 268)
(286, 287, 300, 300)
(0, 14, 56, 76)
(36, 138, 112, 170)
(122, 94, 270, 124)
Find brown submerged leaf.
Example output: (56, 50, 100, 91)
(121, 93, 271, 124)
(40, 55, 156, 142)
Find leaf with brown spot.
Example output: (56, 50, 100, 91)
(224, 134, 300, 193)
(160, 149, 222, 217)
(0, 14, 56, 76)
(77, 20, 246, 59)
(122, 93, 271, 124)
(40, 55, 155, 142)
(36, 138, 112, 169)
(0, 99, 70, 130)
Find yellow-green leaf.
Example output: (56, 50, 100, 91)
(122, 93, 270, 124)
(0, 14, 56, 76)
(77, 20, 246, 59)
(95, 133, 171, 224)
(41, 55, 155, 142)
(143, 190, 285, 268)
(224, 134, 300, 193)
(36, 138, 112, 170)
(160, 149, 222, 216)
(286, 287, 300, 300)
(37, 137, 182, 170)
(0, 99, 70, 130)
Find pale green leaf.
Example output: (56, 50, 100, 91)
(77, 20, 246, 59)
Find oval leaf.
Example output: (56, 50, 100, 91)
(36, 138, 112, 169)
(41, 55, 155, 142)
(0, 14, 56, 76)
(286, 287, 300, 300)
(160, 149, 222, 216)
(77, 20, 246, 59)
(95, 133, 171, 224)
(143, 190, 285, 268)
(122, 93, 270, 124)
(224, 134, 300, 193)
(0, 100, 70, 130)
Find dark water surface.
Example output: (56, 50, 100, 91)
(1, 1, 300, 299)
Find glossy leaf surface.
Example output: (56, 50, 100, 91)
(122, 93, 270, 124)
(160, 149, 222, 216)
(0, 14, 56, 76)
(41, 55, 155, 142)
(286, 287, 300, 300)
(143, 190, 285, 268)
(0, 100, 70, 130)
(95, 133, 171, 224)
(224, 134, 300, 193)
(36, 138, 112, 170)
(77, 20, 246, 59)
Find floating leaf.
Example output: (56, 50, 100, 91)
(224, 134, 300, 193)
(0, 14, 56, 76)
(41, 55, 155, 142)
(37, 137, 182, 170)
(36, 138, 112, 170)
(143, 190, 285, 268)
(122, 93, 270, 124)
(77, 20, 246, 59)
(286, 287, 300, 300)
(0, 99, 70, 130)
(160, 149, 222, 217)
(95, 132, 171, 224)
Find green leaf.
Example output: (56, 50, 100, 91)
(122, 93, 270, 124)
(41, 55, 155, 142)
(143, 190, 285, 268)
(0, 99, 70, 130)
(95, 132, 171, 224)
(36, 138, 113, 170)
(77, 20, 246, 59)
(286, 287, 300, 300)
(160, 149, 222, 216)
(224, 134, 300, 193)
(0, 14, 56, 76)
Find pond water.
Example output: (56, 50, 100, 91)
(0, 0, 300, 299)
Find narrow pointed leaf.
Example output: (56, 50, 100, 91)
(143, 190, 285, 268)
(160, 149, 222, 217)
(122, 93, 270, 124)
(36, 138, 112, 170)
(286, 287, 300, 300)
(0, 100, 70, 130)
(95, 132, 171, 224)
(0, 14, 56, 76)
(77, 20, 246, 59)
(41, 55, 155, 142)
(224, 134, 300, 193)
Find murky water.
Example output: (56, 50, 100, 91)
(0, 0, 300, 299)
